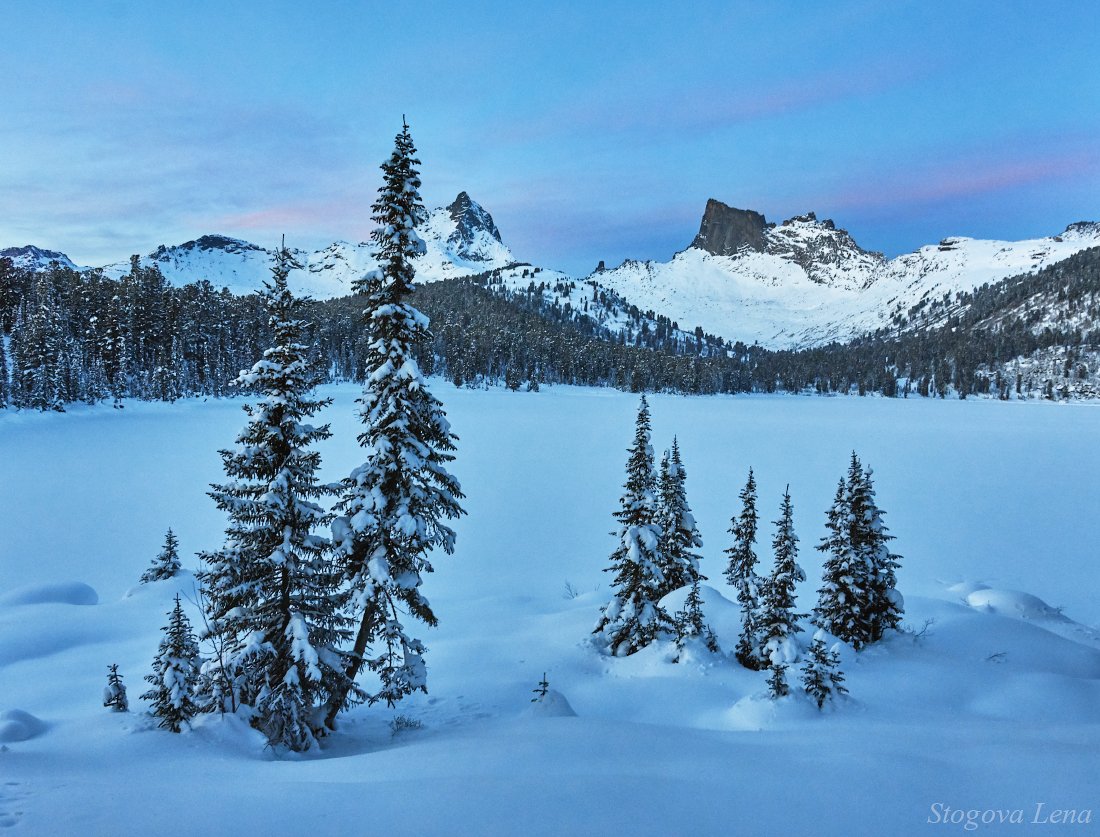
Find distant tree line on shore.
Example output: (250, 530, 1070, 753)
(1, 244, 1097, 411)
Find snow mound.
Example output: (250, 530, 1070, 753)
(965, 589, 1065, 621)
(723, 692, 820, 731)
(0, 710, 47, 742)
(944, 580, 991, 599)
(525, 690, 577, 718)
(0, 581, 98, 607)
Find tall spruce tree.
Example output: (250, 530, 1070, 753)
(725, 468, 765, 669)
(594, 395, 673, 656)
(856, 465, 903, 643)
(760, 486, 806, 670)
(325, 121, 465, 726)
(197, 242, 349, 752)
(655, 437, 703, 598)
(814, 454, 903, 648)
(141, 528, 182, 583)
(813, 476, 868, 645)
(142, 594, 200, 732)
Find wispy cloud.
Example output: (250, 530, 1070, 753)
(826, 146, 1099, 213)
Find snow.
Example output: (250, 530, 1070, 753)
(90, 196, 516, 298)
(1, 384, 1099, 834)
(0, 581, 98, 607)
(0, 710, 46, 743)
(594, 222, 1100, 347)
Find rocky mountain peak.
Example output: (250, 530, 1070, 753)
(690, 199, 768, 255)
(446, 192, 503, 261)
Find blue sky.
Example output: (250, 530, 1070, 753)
(1, 0, 1097, 274)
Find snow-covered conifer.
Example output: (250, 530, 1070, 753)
(140, 528, 182, 584)
(814, 453, 903, 648)
(142, 594, 200, 732)
(103, 664, 128, 712)
(655, 438, 703, 598)
(673, 579, 720, 657)
(801, 630, 848, 709)
(326, 121, 465, 725)
(760, 487, 806, 670)
(766, 663, 789, 699)
(858, 465, 903, 643)
(197, 242, 350, 751)
(593, 395, 673, 656)
(725, 468, 765, 669)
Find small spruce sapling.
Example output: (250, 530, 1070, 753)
(140, 528, 182, 583)
(673, 580, 720, 658)
(801, 630, 848, 709)
(103, 664, 128, 712)
(766, 663, 790, 699)
(142, 594, 200, 732)
(531, 673, 550, 702)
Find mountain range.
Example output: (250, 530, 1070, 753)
(3, 194, 1098, 350)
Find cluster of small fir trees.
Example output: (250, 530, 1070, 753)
(126, 122, 465, 751)
(593, 396, 715, 657)
(596, 416, 901, 709)
(724, 453, 901, 703)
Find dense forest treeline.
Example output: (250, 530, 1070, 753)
(1, 246, 1098, 411)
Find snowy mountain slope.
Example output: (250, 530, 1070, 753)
(88, 192, 518, 298)
(594, 201, 1100, 348)
(0, 245, 83, 273)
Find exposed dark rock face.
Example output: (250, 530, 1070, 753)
(447, 191, 503, 260)
(690, 199, 768, 255)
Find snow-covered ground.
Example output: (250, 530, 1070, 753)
(2, 385, 1099, 835)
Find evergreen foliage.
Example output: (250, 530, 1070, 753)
(760, 487, 806, 669)
(1, 244, 1098, 410)
(593, 395, 672, 656)
(725, 468, 765, 670)
(196, 242, 349, 751)
(673, 579, 720, 656)
(766, 662, 790, 699)
(142, 594, 201, 732)
(326, 121, 465, 724)
(801, 631, 848, 709)
(814, 453, 903, 648)
(655, 438, 703, 598)
(140, 528, 182, 583)
(103, 664, 128, 712)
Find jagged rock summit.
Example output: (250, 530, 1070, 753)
(690, 199, 768, 255)
(0, 192, 517, 299)
(446, 191, 504, 259)
(594, 196, 1100, 348)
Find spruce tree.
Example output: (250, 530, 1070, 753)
(142, 594, 200, 732)
(594, 395, 673, 656)
(766, 662, 790, 699)
(814, 476, 869, 646)
(857, 465, 903, 643)
(103, 664, 129, 712)
(673, 579, 720, 657)
(197, 242, 349, 752)
(760, 486, 806, 669)
(655, 438, 703, 598)
(814, 454, 903, 648)
(141, 528, 182, 583)
(725, 468, 765, 670)
(801, 630, 848, 709)
(326, 120, 465, 726)
(0, 329, 7, 407)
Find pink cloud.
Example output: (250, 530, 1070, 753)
(826, 149, 1099, 212)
